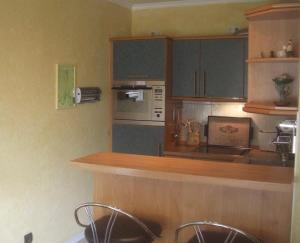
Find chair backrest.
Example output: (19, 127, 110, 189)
(74, 202, 159, 243)
(175, 221, 261, 243)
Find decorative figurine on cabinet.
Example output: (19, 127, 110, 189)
(276, 46, 287, 58)
(286, 39, 295, 57)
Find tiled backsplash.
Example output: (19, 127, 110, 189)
(182, 101, 291, 147)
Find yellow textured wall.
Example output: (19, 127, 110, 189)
(132, 1, 272, 36)
(0, 0, 130, 242)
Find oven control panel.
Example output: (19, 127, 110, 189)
(151, 85, 165, 122)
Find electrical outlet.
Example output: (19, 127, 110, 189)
(24, 232, 33, 243)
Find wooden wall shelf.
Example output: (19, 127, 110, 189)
(247, 57, 300, 63)
(246, 3, 300, 20)
(244, 2, 300, 116)
(243, 102, 298, 116)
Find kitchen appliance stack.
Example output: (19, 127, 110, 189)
(273, 120, 297, 166)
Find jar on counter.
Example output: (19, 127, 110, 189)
(178, 124, 188, 145)
(186, 120, 201, 146)
(187, 130, 201, 146)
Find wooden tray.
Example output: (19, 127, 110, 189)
(207, 116, 252, 147)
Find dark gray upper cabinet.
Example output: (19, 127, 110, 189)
(172, 40, 202, 97)
(172, 38, 247, 99)
(201, 39, 247, 98)
(113, 39, 166, 81)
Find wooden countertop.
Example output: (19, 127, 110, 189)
(71, 152, 293, 192)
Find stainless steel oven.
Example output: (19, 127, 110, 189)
(112, 81, 165, 126)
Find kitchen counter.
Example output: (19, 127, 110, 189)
(72, 152, 293, 190)
(72, 152, 293, 243)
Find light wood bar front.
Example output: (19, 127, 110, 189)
(72, 152, 294, 243)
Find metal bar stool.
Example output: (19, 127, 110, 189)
(74, 202, 162, 243)
(175, 221, 262, 243)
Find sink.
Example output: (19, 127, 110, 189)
(165, 149, 247, 163)
(164, 147, 293, 167)
(234, 149, 294, 167)
(242, 157, 293, 167)
(192, 145, 250, 156)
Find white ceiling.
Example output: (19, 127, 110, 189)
(109, 0, 262, 10)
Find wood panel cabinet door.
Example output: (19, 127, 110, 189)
(113, 39, 166, 81)
(172, 40, 202, 97)
(201, 39, 247, 98)
(112, 124, 165, 156)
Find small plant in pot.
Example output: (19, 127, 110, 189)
(272, 73, 294, 106)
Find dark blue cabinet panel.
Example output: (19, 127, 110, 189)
(201, 39, 247, 98)
(113, 39, 166, 81)
(171, 38, 247, 99)
(172, 40, 202, 97)
(243, 40, 248, 98)
(112, 124, 165, 156)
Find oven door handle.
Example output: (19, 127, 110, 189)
(112, 87, 152, 90)
(116, 90, 145, 101)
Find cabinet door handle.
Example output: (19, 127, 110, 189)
(157, 143, 163, 156)
(203, 71, 207, 96)
(172, 107, 176, 122)
(198, 72, 201, 97)
(194, 71, 197, 96)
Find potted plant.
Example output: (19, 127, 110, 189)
(272, 73, 294, 106)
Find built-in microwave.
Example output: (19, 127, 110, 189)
(112, 81, 165, 126)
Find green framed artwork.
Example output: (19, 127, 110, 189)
(56, 64, 76, 109)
